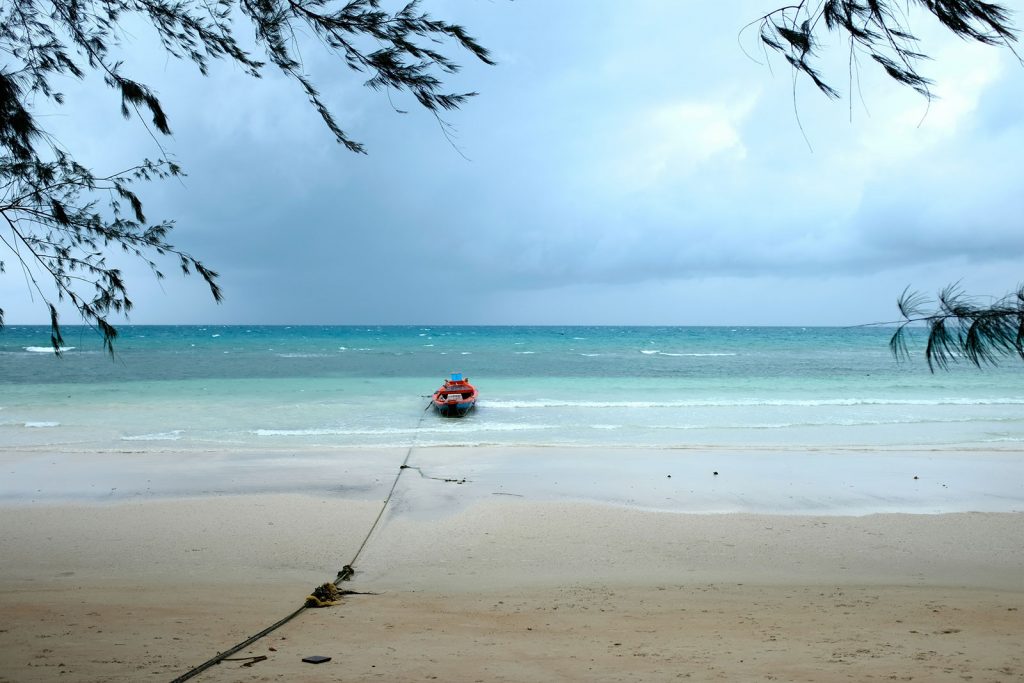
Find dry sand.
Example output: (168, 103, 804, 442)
(2, 491, 1023, 682)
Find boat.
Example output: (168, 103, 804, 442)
(431, 373, 477, 417)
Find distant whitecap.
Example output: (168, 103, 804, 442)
(640, 349, 735, 357)
(659, 352, 737, 357)
(24, 346, 75, 353)
(25, 421, 59, 428)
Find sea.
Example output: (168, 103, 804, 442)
(2, 324, 1023, 454)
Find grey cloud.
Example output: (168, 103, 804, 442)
(5, 1, 1022, 326)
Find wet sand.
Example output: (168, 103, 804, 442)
(1, 486, 1022, 682)
(2, 493, 1024, 679)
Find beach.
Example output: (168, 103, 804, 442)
(2, 326, 1023, 680)
(2, 445, 1023, 682)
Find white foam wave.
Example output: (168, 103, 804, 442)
(648, 415, 1021, 430)
(275, 353, 329, 358)
(640, 349, 735, 357)
(484, 397, 1024, 409)
(514, 351, 536, 355)
(253, 422, 554, 437)
(25, 421, 59, 428)
(665, 352, 737, 357)
(122, 430, 184, 441)
(24, 346, 75, 353)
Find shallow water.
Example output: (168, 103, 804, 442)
(2, 325, 1023, 453)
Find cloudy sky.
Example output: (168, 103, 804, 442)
(4, 0, 1023, 325)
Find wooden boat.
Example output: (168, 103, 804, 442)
(432, 373, 477, 417)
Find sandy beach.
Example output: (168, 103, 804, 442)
(2, 446, 1023, 682)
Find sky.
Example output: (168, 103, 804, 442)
(3, 0, 1024, 326)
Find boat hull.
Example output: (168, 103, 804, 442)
(432, 400, 475, 417)
(431, 375, 477, 418)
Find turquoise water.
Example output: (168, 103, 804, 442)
(2, 325, 1023, 452)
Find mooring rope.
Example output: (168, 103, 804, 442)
(169, 401, 434, 682)
(339, 439, 417, 580)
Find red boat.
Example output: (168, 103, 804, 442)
(432, 373, 477, 417)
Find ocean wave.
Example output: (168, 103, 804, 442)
(514, 351, 536, 355)
(483, 397, 1024, 409)
(275, 353, 330, 358)
(122, 430, 184, 441)
(24, 346, 75, 353)
(646, 415, 1022, 430)
(667, 352, 737, 357)
(640, 349, 735, 357)
(24, 421, 60, 427)
(253, 422, 555, 437)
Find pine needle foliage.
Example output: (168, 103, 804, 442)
(753, 0, 1019, 100)
(1, 0, 493, 352)
(890, 284, 1024, 371)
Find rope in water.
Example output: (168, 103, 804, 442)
(169, 402, 433, 683)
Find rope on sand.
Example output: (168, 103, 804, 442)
(168, 403, 431, 682)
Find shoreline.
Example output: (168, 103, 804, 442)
(3, 444, 1023, 515)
